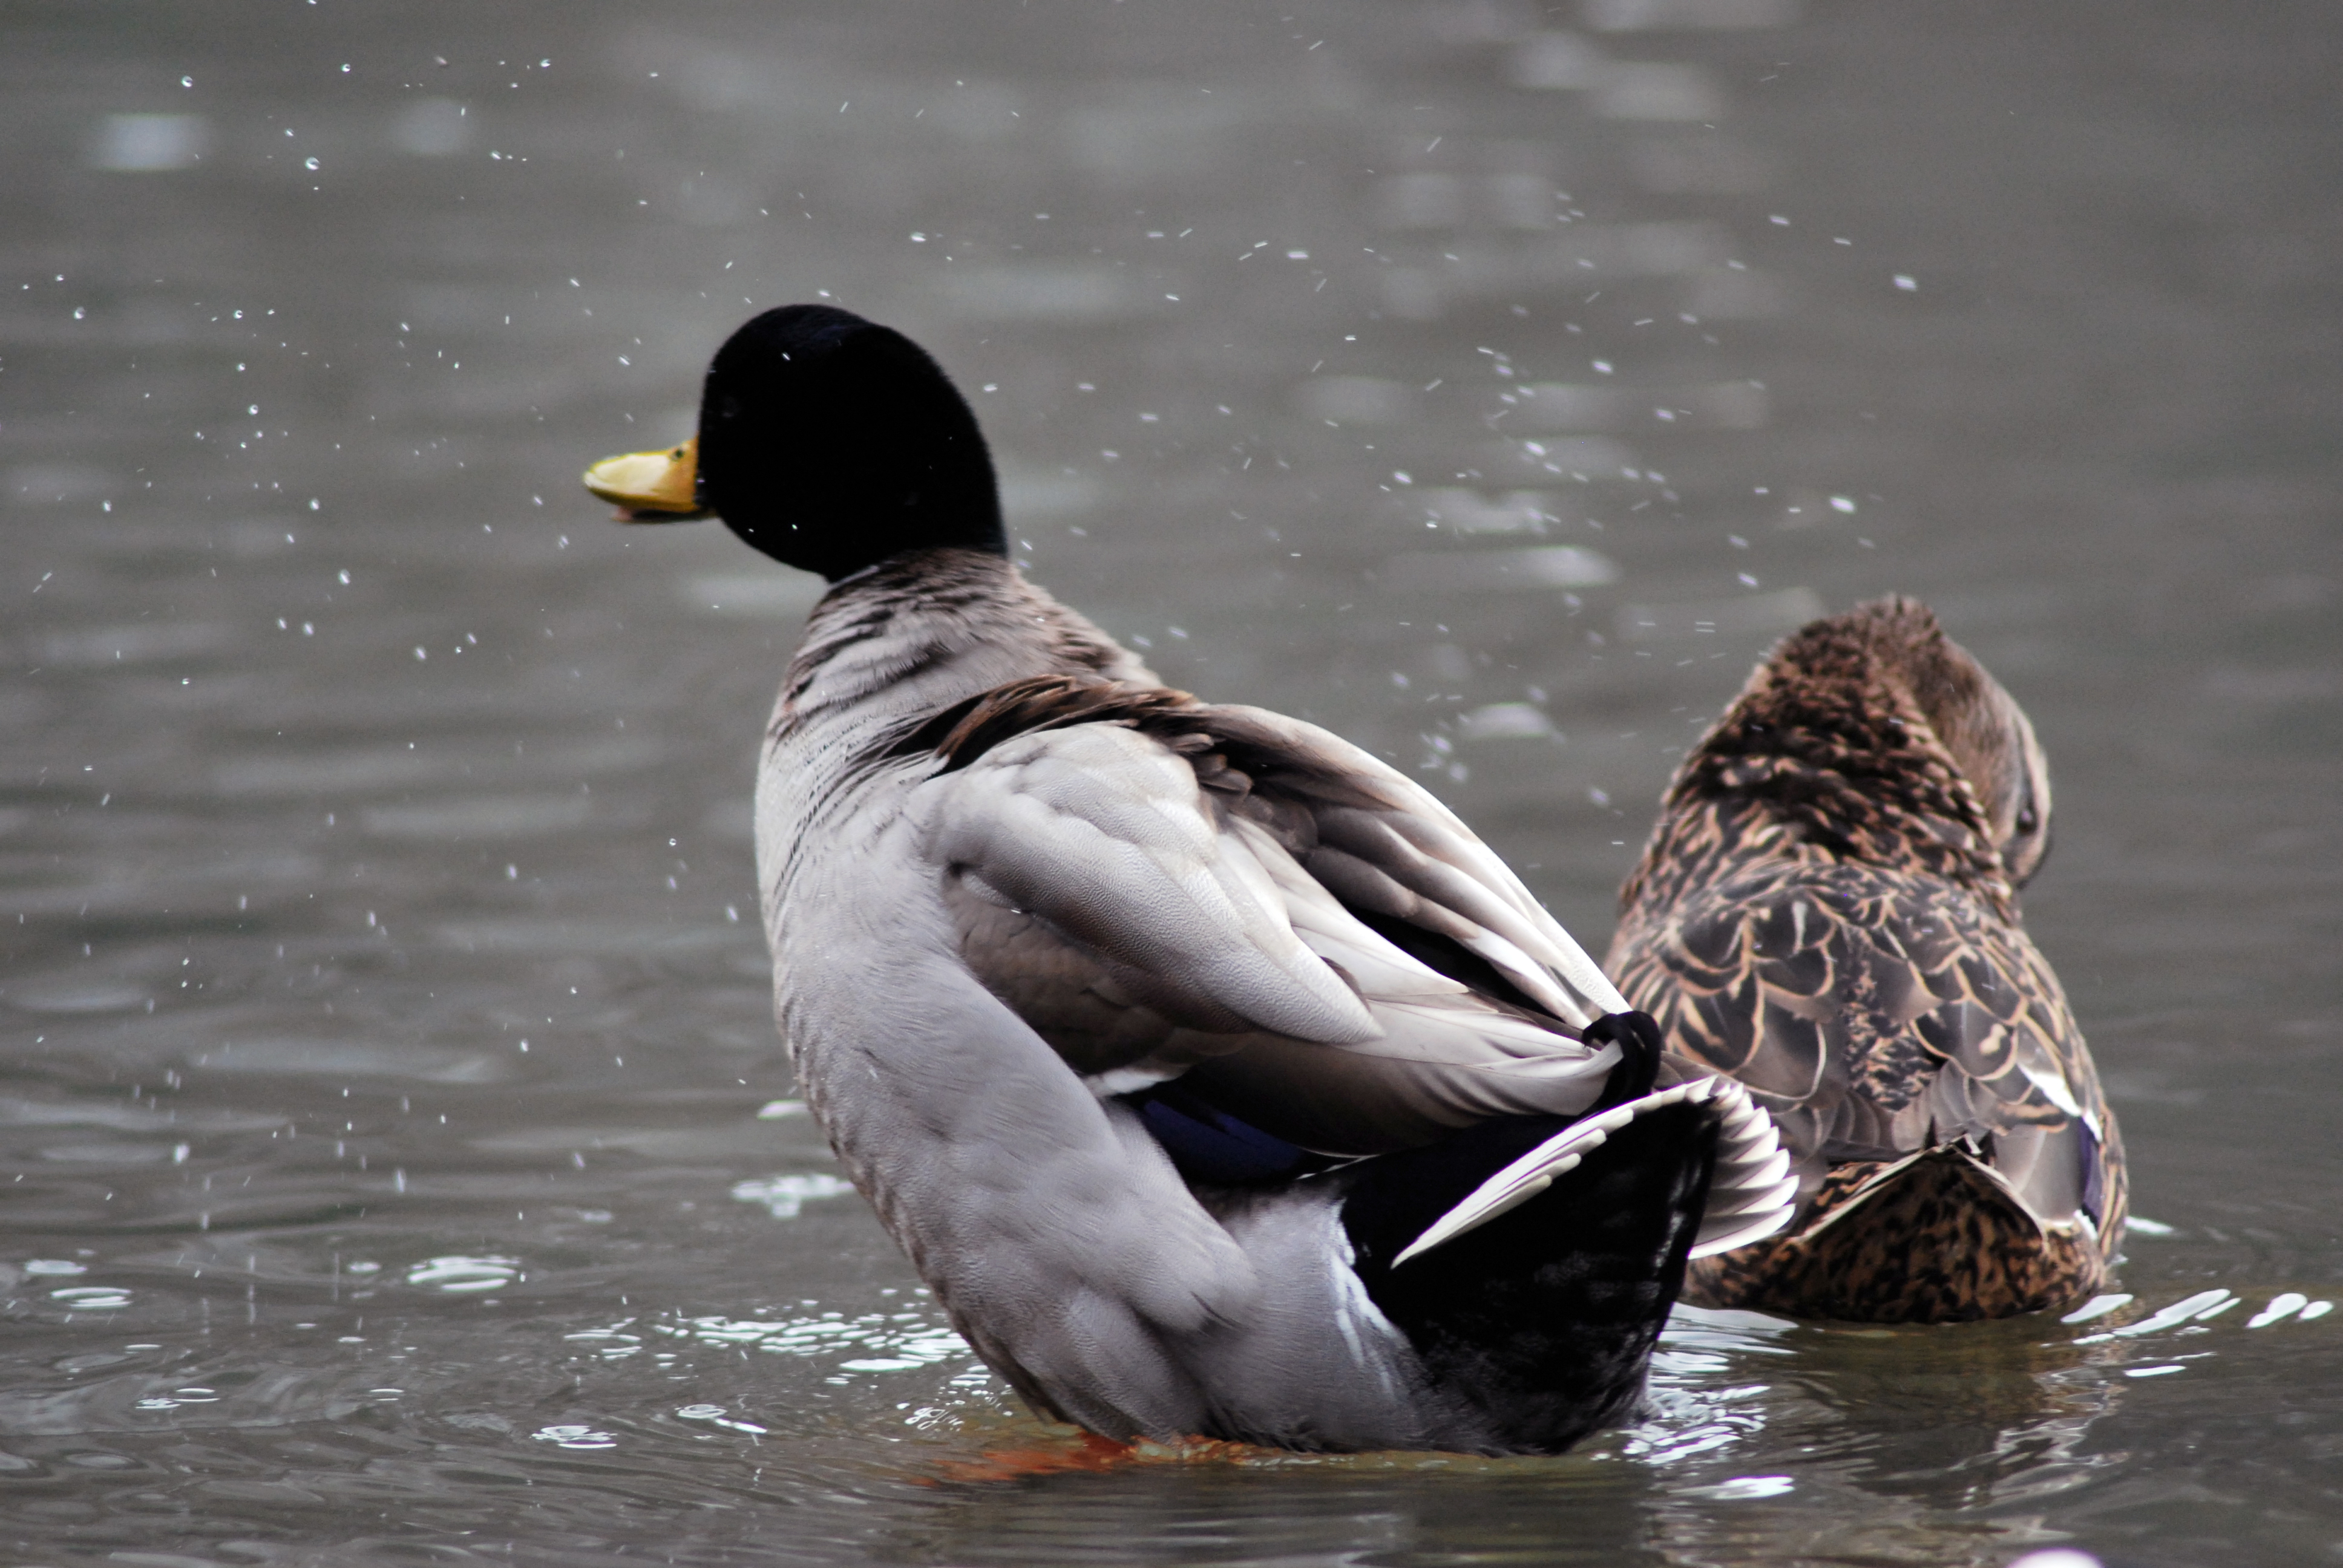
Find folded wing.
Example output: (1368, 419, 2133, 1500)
(906, 678, 1637, 1155)
(1610, 862, 2120, 1232)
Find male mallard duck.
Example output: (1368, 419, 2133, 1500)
(1606, 598, 2126, 1322)
(582, 305, 1795, 1454)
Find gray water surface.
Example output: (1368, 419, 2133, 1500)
(5, 2, 2341, 1564)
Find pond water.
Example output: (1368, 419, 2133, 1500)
(5, 2, 2339, 1563)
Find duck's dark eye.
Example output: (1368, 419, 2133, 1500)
(2016, 805, 2037, 835)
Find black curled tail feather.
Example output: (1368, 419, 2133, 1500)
(1341, 1099, 1722, 1454)
(1583, 1010, 1664, 1111)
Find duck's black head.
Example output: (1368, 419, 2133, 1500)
(585, 305, 1006, 581)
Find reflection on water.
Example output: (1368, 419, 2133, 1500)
(5, 0, 2341, 1563)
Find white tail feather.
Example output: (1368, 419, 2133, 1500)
(1393, 1076, 1789, 1267)
(1390, 1075, 1797, 1267)
(1693, 1195, 1800, 1257)
(1688, 1078, 1797, 1259)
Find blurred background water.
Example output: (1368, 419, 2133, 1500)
(3, 2, 2339, 1564)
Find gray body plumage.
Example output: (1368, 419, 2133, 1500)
(756, 552, 1423, 1442)
(753, 549, 1789, 1448)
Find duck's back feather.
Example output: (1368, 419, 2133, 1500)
(1612, 851, 2114, 1195)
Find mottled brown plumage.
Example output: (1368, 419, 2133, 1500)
(1607, 597, 2125, 1321)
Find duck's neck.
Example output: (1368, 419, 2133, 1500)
(1622, 660, 2013, 916)
(773, 549, 1158, 751)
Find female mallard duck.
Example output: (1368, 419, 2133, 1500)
(1606, 598, 2126, 1322)
(582, 305, 1795, 1454)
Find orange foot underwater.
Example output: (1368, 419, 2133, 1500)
(930, 1430, 1266, 1484)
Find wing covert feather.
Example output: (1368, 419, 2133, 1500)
(1206, 703, 1631, 1023)
(911, 703, 1630, 1152)
(919, 724, 1380, 1046)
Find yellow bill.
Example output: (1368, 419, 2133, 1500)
(582, 436, 709, 520)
